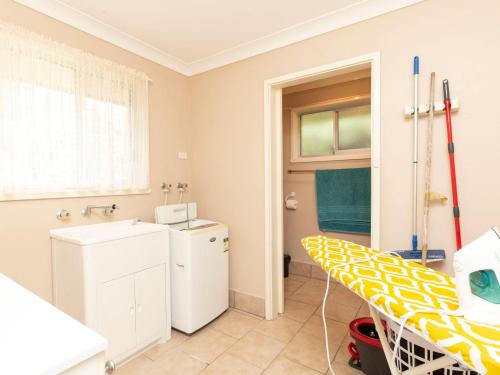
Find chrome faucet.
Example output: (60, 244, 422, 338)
(81, 204, 119, 217)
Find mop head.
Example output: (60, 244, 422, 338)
(393, 248, 446, 263)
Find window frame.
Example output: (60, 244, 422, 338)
(290, 95, 371, 163)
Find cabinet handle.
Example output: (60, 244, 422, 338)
(137, 304, 142, 313)
(129, 307, 135, 316)
(105, 360, 116, 374)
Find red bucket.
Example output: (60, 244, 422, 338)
(348, 317, 390, 375)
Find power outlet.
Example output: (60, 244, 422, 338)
(178, 152, 188, 160)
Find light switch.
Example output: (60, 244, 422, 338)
(178, 152, 188, 160)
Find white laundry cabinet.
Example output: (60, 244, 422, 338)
(51, 220, 171, 368)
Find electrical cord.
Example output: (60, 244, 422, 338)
(320, 249, 461, 375)
(321, 250, 399, 375)
(323, 267, 335, 375)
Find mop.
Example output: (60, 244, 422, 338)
(443, 79, 462, 250)
(421, 73, 449, 265)
(395, 57, 445, 262)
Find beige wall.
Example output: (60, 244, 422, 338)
(189, 0, 500, 299)
(283, 78, 371, 265)
(0, 0, 191, 301)
(3, 0, 500, 304)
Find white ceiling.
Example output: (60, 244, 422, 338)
(15, 0, 423, 76)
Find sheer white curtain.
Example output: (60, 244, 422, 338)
(0, 21, 150, 200)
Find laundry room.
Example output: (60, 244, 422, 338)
(1, 1, 499, 375)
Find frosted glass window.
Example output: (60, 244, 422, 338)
(300, 111, 334, 157)
(338, 105, 371, 150)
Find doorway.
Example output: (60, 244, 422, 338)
(264, 53, 381, 320)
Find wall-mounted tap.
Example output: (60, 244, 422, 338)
(161, 182, 173, 205)
(161, 182, 172, 193)
(81, 204, 119, 217)
(177, 182, 188, 192)
(177, 183, 188, 203)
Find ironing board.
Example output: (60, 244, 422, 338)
(302, 236, 500, 375)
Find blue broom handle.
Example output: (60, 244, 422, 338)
(412, 56, 419, 251)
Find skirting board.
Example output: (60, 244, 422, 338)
(229, 289, 265, 318)
(289, 260, 330, 281)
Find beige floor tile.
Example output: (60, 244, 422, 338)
(301, 315, 348, 347)
(263, 356, 322, 374)
(332, 362, 364, 375)
(287, 274, 311, 283)
(116, 355, 162, 375)
(144, 330, 189, 361)
(179, 327, 237, 363)
(154, 349, 207, 375)
(330, 284, 364, 309)
(211, 309, 261, 338)
(314, 299, 359, 324)
(284, 278, 304, 297)
(334, 334, 355, 365)
(356, 302, 371, 318)
(281, 330, 334, 373)
(228, 331, 285, 369)
(311, 265, 332, 281)
(200, 353, 263, 375)
(283, 299, 317, 323)
(287, 279, 332, 306)
(254, 316, 302, 343)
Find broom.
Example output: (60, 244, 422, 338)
(395, 58, 445, 262)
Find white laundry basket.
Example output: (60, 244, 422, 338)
(386, 319, 478, 375)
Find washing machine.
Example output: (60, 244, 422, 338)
(155, 203, 229, 334)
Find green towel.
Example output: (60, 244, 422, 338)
(315, 168, 371, 234)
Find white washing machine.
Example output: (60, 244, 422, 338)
(155, 203, 229, 334)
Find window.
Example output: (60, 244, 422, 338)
(291, 99, 371, 162)
(0, 21, 150, 200)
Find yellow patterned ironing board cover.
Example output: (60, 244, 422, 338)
(302, 236, 500, 374)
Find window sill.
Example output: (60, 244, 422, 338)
(0, 188, 152, 202)
(290, 153, 371, 163)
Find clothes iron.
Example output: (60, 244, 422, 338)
(453, 227, 500, 325)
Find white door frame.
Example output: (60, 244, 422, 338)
(263, 52, 381, 320)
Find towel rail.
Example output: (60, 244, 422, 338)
(287, 169, 316, 174)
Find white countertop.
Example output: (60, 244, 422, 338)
(0, 274, 107, 375)
(50, 219, 168, 245)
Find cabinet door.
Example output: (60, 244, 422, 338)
(97, 275, 136, 360)
(134, 265, 166, 344)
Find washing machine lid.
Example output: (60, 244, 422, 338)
(155, 202, 197, 225)
(169, 219, 220, 231)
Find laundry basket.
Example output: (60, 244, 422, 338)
(386, 319, 478, 375)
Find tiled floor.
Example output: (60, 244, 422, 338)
(117, 275, 367, 375)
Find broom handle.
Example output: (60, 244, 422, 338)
(412, 57, 419, 251)
(443, 79, 462, 250)
(421, 72, 435, 266)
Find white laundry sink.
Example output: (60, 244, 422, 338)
(50, 219, 171, 366)
(50, 219, 167, 245)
